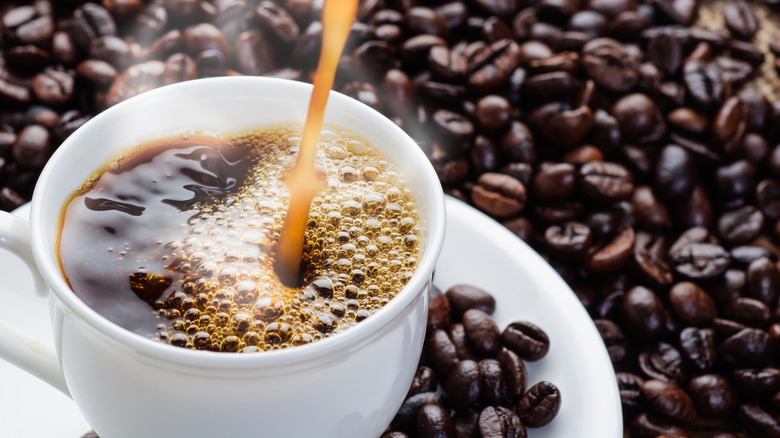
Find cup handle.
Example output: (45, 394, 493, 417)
(0, 210, 70, 397)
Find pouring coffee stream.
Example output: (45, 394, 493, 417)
(274, 0, 360, 287)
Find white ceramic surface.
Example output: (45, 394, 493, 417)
(0, 198, 622, 437)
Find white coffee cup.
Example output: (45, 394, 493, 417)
(0, 76, 446, 438)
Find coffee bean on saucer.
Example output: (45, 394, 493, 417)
(500, 320, 550, 361)
(516, 381, 561, 428)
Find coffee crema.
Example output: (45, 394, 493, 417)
(58, 124, 423, 352)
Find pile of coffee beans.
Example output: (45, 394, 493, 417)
(382, 284, 560, 437)
(3, 0, 776, 436)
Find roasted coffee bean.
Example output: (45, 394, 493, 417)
(731, 246, 775, 268)
(724, 297, 771, 328)
(516, 381, 561, 428)
(467, 39, 521, 95)
(32, 68, 74, 107)
(639, 342, 686, 385)
(631, 185, 669, 230)
(473, 95, 512, 132)
(687, 374, 736, 417)
(717, 206, 764, 247)
(617, 372, 646, 416)
(738, 404, 780, 438)
(417, 404, 456, 438)
(501, 321, 550, 361)
(478, 406, 526, 438)
(683, 61, 724, 110)
(500, 122, 535, 163)
(621, 285, 666, 342)
(612, 93, 660, 142)
(478, 359, 506, 407)
(461, 309, 501, 359)
(432, 109, 474, 143)
(426, 329, 459, 378)
(449, 323, 477, 361)
(640, 379, 696, 423)
(630, 412, 687, 438)
(595, 319, 627, 363)
(679, 327, 717, 373)
(69, 3, 117, 52)
(105, 60, 165, 108)
(3, 6, 53, 46)
(235, 30, 276, 76)
(471, 172, 526, 218)
(723, 0, 757, 40)
(669, 241, 730, 280)
(654, 144, 696, 200)
(582, 38, 639, 92)
(732, 368, 780, 399)
(746, 257, 780, 306)
(255, 1, 299, 45)
(76, 59, 117, 86)
(162, 53, 197, 85)
(428, 286, 451, 333)
(719, 328, 772, 367)
(585, 226, 635, 273)
(392, 391, 445, 435)
(405, 7, 448, 38)
(445, 359, 481, 412)
(497, 349, 527, 402)
(408, 366, 438, 398)
(445, 284, 496, 319)
(545, 222, 592, 258)
(12, 124, 50, 169)
(668, 282, 716, 327)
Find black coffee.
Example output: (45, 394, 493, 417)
(58, 124, 422, 352)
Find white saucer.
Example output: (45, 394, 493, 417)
(0, 197, 621, 437)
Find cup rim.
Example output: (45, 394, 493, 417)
(29, 76, 446, 370)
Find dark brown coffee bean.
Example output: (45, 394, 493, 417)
(630, 412, 687, 438)
(640, 379, 696, 423)
(471, 172, 526, 218)
(392, 392, 444, 435)
(732, 368, 780, 399)
(463, 309, 501, 358)
(678, 185, 713, 229)
(3, 6, 53, 46)
(668, 282, 716, 327)
(617, 372, 645, 416)
(683, 60, 724, 110)
(400, 34, 446, 67)
(639, 342, 686, 385)
(445, 284, 495, 319)
(184, 23, 230, 58)
(631, 185, 669, 230)
(620, 285, 666, 342)
(406, 7, 448, 38)
(31, 68, 73, 108)
(427, 46, 467, 82)
(745, 257, 780, 306)
(756, 179, 780, 221)
(428, 286, 451, 333)
(417, 404, 455, 438)
(584, 224, 635, 273)
(717, 206, 764, 247)
(235, 30, 276, 76)
(69, 3, 117, 52)
(467, 39, 521, 95)
(105, 60, 165, 108)
(12, 124, 50, 170)
(478, 359, 506, 407)
(432, 109, 474, 143)
(544, 222, 592, 258)
(255, 1, 299, 45)
(687, 374, 736, 417)
(500, 321, 550, 362)
(716, 160, 756, 201)
(580, 161, 633, 202)
(723, 0, 758, 40)
(425, 329, 459, 378)
(739, 404, 780, 438)
(667, 107, 709, 136)
(497, 349, 526, 402)
(669, 241, 730, 280)
(161, 53, 197, 86)
(655, 144, 696, 200)
(445, 359, 481, 411)
(719, 328, 772, 367)
(516, 381, 561, 428)
(474, 95, 512, 131)
(679, 327, 717, 373)
(500, 122, 535, 163)
(582, 38, 639, 92)
(723, 297, 771, 328)
(449, 323, 477, 361)
(611, 93, 659, 142)
(408, 366, 438, 398)
(478, 406, 526, 438)
(595, 319, 627, 363)
(76, 59, 117, 86)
